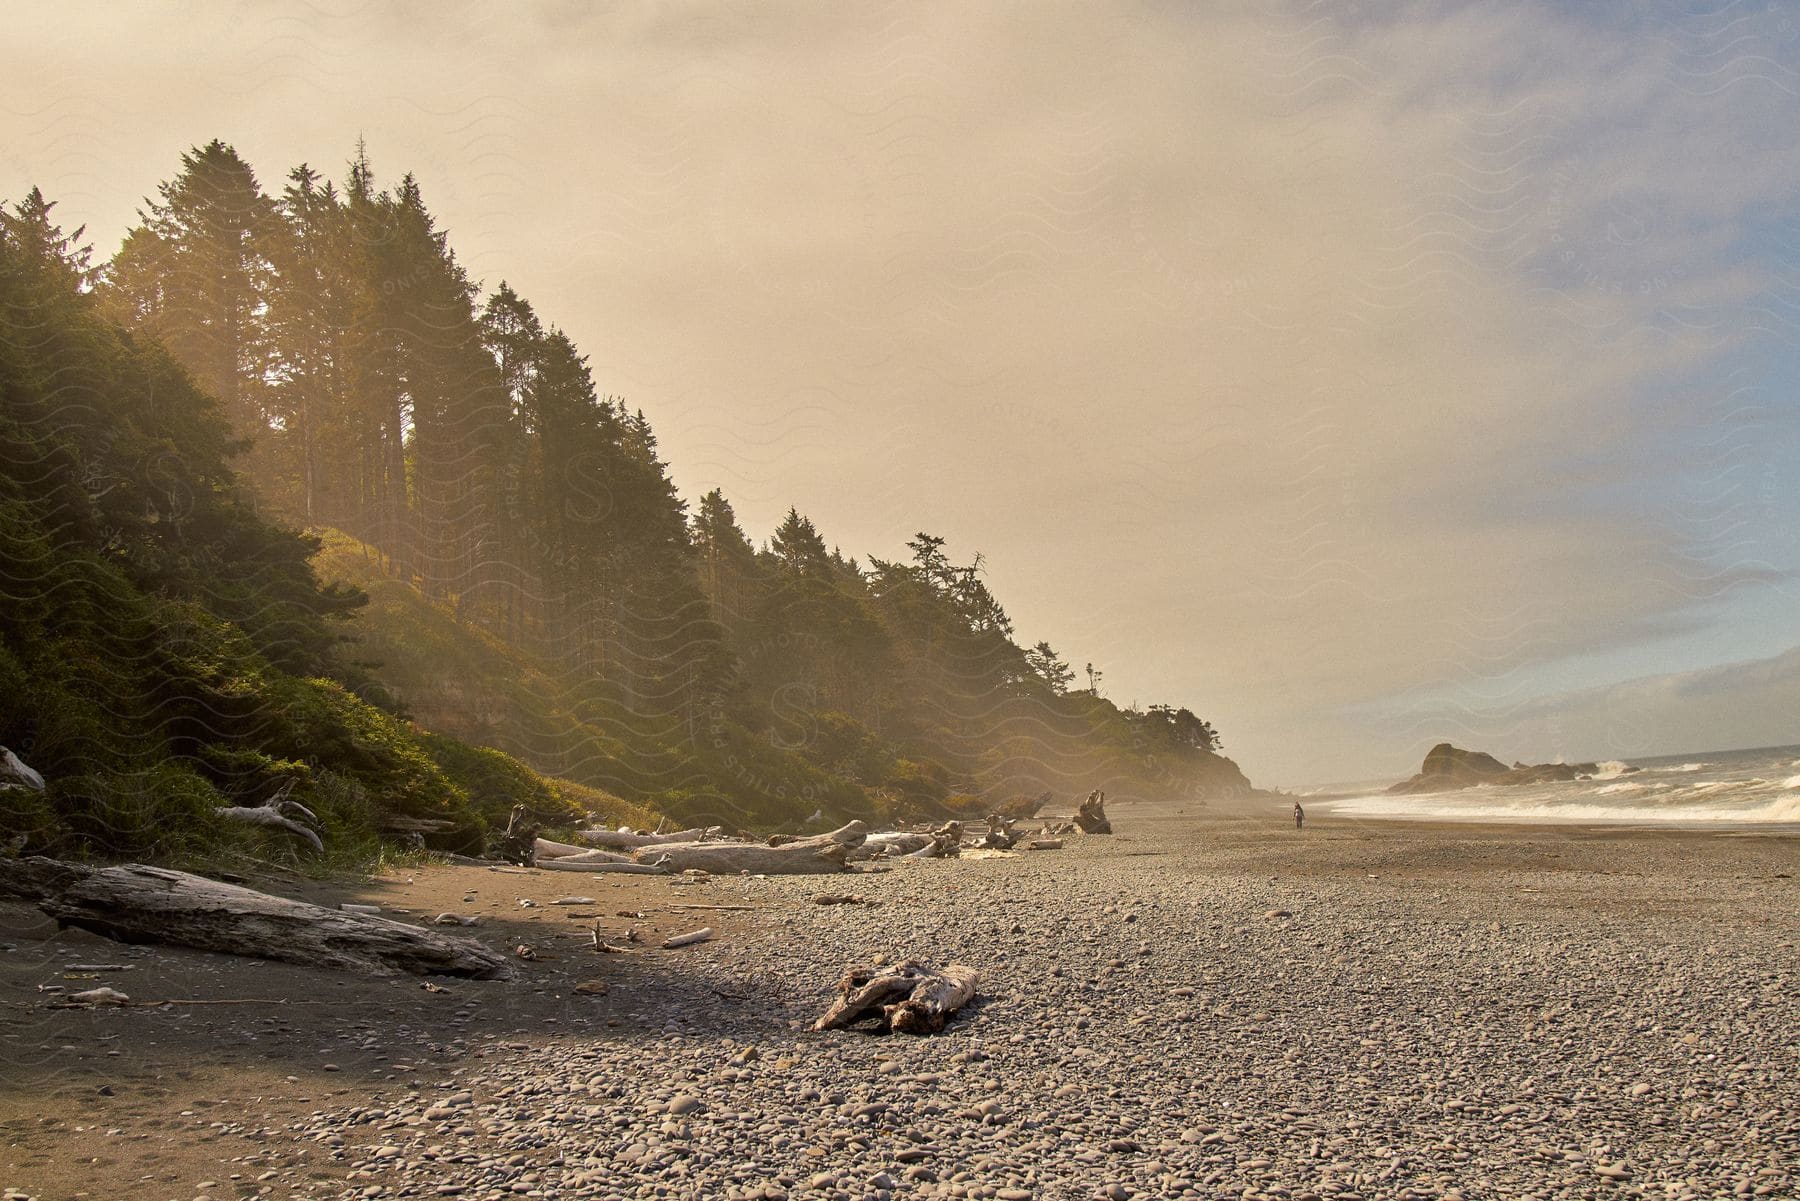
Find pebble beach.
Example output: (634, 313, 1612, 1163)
(4, 807, 1795, 1201)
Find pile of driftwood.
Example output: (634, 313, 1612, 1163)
(814, 959, 979, 1034)
(532, 820, 872, 876)
(524, 792, 1116, 877)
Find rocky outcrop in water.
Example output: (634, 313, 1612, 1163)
(1387, 742, 1597, 795)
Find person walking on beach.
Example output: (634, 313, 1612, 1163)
(1293, 801, 1305, 831)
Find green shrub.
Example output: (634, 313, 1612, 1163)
(52, 763, 231, 860)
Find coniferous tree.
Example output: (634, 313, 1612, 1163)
(105, 140, 276, 443)
(262, 163, 356, 523)
(1024, 641, 1076, 694)
(691, 489, 761, 640)
(478, 283, 546, 637)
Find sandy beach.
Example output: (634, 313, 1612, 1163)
(3, 807, 1795, 1201)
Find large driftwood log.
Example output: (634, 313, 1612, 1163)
(577, 826, 718, 850)
(860, 832, 934, 858)
(634, 821, 867, 875)
(534, 838, 633, 862)
(0, 858, 513, 978)
(543, 860, 670, 875)
(813, 959, 979, 1034)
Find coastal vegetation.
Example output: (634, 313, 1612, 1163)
(0, 142, 1248, 862)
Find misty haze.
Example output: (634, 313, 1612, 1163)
(1, 5, 1794, 1201)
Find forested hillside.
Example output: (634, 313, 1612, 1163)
(0, 188, 654, 861)
(1, 140, 1251, 854)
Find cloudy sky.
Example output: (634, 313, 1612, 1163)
(5, 1, 1798, 784)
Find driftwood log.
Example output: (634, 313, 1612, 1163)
(0, 859, 514, 978)
(540, 860, 676, 878)
(813, 959, 979, 1034)
(577, 826, 718, 850)
(0, 746, 46, 791)
(533, 839, 633, 863)
(661, 926, 714, 949)
(860, 832, 934, 858)
(634, 821, 867, 875)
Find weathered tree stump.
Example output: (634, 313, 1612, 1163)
(494, 804, 539, 866)
(1074, 790, 1112, 835)
(0, 858, 514, 978)
(813, 959, 979, 1034)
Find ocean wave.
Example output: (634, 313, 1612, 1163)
(1783, 774, 1800, 790)
(1595, 781, 1647, 795)
(1590, 760, 1634, 780)
(1321, 787, 1800, 825)
(1665, 762, 1711, 772)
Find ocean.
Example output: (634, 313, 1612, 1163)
(1309, 743, 1800, 826)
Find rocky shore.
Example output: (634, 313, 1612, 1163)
(3, 809, 1795, 1201)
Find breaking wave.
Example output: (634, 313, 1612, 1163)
(1320, 745, 1800, 827)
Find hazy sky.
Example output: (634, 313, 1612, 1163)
(6, 1, 1798, 784)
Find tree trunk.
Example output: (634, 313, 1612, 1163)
(0, 859, 513, 979)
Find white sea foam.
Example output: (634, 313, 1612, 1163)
(1307, 746, 1800, 826)
(1324, 793, 1800, 824)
